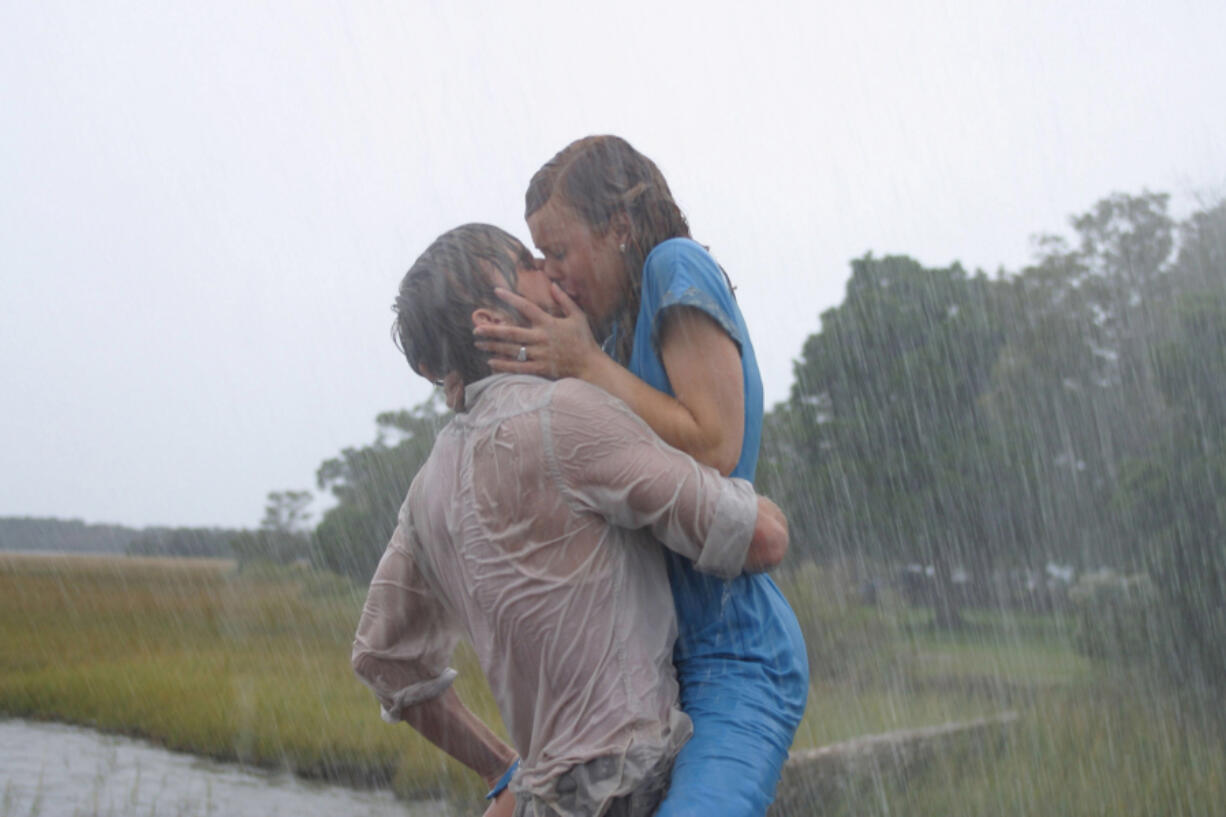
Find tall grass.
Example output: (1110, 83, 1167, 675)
(779, 562, 1225, 815)
(816, 683, 1226, 817)
(3, 553, 1223, 814)
(0, 553, 496, 802)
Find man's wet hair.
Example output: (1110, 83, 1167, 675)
(393, 223, 533, 386)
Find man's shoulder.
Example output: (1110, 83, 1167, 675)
(475, 374, 609, 412)
(464, 374, 559, 420)
(547, 378, 651, 443)
(549, 377, 630, 415)
(549, 375, 605, 402)
(465, 375, 643, 444)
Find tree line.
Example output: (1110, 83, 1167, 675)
(756, 191, 1224, 684)
(0, 517, 251, 558)
(0, 517, 139, 555)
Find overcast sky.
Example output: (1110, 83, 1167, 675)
(2, 1, 1224, 529)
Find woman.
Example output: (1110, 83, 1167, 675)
(475, 135, 808, 817)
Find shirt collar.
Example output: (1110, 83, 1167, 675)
(462, 373, 542, 412)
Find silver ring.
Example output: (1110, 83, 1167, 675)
(516, 345, 528, 362)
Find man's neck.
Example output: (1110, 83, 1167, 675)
(442, 372, 466, 412)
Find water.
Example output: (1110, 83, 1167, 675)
(0, 719, 445, 817)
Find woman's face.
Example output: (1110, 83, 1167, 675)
(527, 195, 626, 328)
(509, 247, 556, 314)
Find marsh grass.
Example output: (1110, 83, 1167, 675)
(0, 553, 494, 802)
(781, 564, 1226, 815)
(818, 684, 1226, 817)
(3, 553, 1222, 814)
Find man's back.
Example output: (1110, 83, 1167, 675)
(353, 374, 758, 809)
(410, 374, 682, 789)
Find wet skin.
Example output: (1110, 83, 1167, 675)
(526, 195, 629, 333)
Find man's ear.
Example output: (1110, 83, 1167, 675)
(472, 307, 509, 329)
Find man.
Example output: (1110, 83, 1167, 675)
(351, 223, 789, 817)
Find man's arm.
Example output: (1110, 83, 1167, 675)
(547, 379, 789, 578)
(398, 687, 517, 789)
(745, 495, 788, 572)
(352, 514, 516, 791)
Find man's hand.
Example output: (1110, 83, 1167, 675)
(744, 496, 788, 572)
(482, 789, 516, 817)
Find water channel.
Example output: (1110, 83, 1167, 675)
(0, 719, 447, 817)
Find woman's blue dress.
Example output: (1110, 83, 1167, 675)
(613, 238, 809, 817)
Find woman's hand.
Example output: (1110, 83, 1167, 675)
(474, 283, 604, 380)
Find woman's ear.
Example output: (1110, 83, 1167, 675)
(608, 210, 632, 245)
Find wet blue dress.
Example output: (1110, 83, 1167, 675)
(612, 238, 809, 816)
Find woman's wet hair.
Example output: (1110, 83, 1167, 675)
(526, 135, 691, 361)
(393, 223, 531, 388)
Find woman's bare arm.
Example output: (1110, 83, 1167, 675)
(476, 285, 744, 475)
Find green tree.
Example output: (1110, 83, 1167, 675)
(1116, 285, 1226, 687)
(1110, 198, 1226, 685)
(127, 527, 237, 558)
(231, 490, 314, 568)
(311, 396, 448, 581)
(0, 517, 138, 555)
(760, 190, 1218, 634)
(768, 254, 1005, 627)
(261, 490, 314, 533)
(1172, 199, 1226, 292)
(983, 191, 1177, 570)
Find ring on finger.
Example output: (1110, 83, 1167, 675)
(516, 345, 528, 362)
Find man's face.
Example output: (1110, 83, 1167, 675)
(506, 247, 561, 315)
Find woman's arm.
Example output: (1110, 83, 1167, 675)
(546, 378, 776, 578)
(476, 285, 744, 475)
(654, 306, 744, 475)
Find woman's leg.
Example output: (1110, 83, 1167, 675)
(653, 656, 807, 817)
(653, 698, 797, 817)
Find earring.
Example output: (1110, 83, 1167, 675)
(619, 242, 626, 253)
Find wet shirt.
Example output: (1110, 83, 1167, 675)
(351, 374, 759, 810)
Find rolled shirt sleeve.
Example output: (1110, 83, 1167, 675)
(545, 379, 759, 580)
(352, 503, 462, 721)
(696, 479, 758, 578)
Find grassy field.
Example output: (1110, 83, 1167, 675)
(776, 565, 1226, 816)
(2, 553, 1222, 815)
(0, 553, 493, 802)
